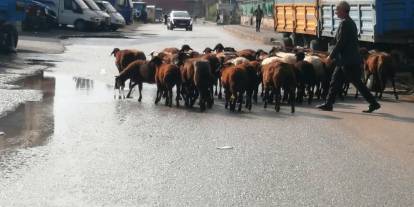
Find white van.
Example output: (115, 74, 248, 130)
(49, 0, 104, 31)
(82, 0, 110, 29)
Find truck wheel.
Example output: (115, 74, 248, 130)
(74, 20, 86, 31)
(1, 25, 18, 52)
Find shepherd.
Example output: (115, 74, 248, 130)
(316, 1, 381, 113)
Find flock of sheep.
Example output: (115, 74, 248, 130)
(111, 43, 398, 113)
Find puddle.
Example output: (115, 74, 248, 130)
(0, 73, 55, 150)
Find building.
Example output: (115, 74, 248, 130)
(142, 0, 203, 16)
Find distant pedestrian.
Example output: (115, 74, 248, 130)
(316, 1, 381, 113)
(216, 10, 220, 24)
(164, 13, 168, 25)
(254, 5, 263, 32)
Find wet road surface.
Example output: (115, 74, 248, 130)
(1, 24, 414, 206)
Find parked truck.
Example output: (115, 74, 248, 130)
(106, 0, 133, 24)
(0, 0, 26, 52)
(273, 0, 414, 55)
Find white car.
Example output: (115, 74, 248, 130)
(95, 0, 126, 31)
(167, 10, 192, 31)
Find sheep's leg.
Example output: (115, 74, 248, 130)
(199, 89, 206, 112)
(290, 89, 295, 113)
(230, 93, 236, 112)
(247, 90, 253, 111)
(264, 88, 269, 108)
(168, 88, 173, 107)
(275, 87, 281, 112)
(218, 80, 223, 99)
(224, 88, 230, 109)
(260, 82, 265, 98)
(126, 81, 134, 98)
(209, 86, 214, 106)
(137, 83, 143, 102)
(176, 84, 181, 107)
(207, 86, 214, 109)
(308, 85, 314, 105)
(214, 81, 218, 96)
(126, 82, 137, 100)
(155, 86, 161, 104)
(237, 91, 243, 112)
(297, 84, 304, 104)
(392, 78, 398, 100)
(315, 82, 321, 100)
(253, 85, 258, 104)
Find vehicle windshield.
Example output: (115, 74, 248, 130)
(172, 11, 189, 18)
(82, 0, 101, 11)
(102, 2, 117, 13)
(76, 0, 89, 10)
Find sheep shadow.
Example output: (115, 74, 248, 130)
(333, 110, 414, 124)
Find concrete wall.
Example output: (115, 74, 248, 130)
(240, 15, 274, 30)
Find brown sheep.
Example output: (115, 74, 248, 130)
(111, 48, 146, 73)
(221, 65, 248, 112)
(115, 56, 162, 101)
(155, 63, 181, 107)
(294, 52, 317, 104)
(363, 52, 398, 100)
(162, 47, 179, 55)
(237, 49, 256, 61)
(262, 61, 297, 113)
(180, 58, 214, 111)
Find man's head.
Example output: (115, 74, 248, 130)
(336, 1, 350, 19)
(258, 5, 260, 9)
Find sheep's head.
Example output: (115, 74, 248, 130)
(114, 76, 124, 90)
(150, 51, 158, 58)
(255, 49, 268, 61)
(150, 56, 163, 67)
(111, 48, 120, 56)
(269, 46, 281, 57)
(224, 47, 236, 52)
(175, 51, 191, 66)
(180, 44, 193, 53)
(295, 52, 306, 62)
(213, 43, 224, 53)
(203, 47, 213, 54)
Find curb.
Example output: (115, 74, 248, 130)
(222, 26, 281, 45)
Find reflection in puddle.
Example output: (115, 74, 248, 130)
(73, 77, 94, 90)
(0, 73, 55, 150)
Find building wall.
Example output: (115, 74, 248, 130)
(240, 15, 274, 30)
(143, 0, 202, 16)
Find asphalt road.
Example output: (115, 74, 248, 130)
(0, 23, 414, 206)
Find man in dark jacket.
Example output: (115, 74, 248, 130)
(254, 5, 263, 32)
(317, 1, 380, 113)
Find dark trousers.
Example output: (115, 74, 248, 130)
(256, 18, 262, 32)
(326, 64, 377, 106)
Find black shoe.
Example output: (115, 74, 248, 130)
(363, 103, 381, 113)
(316, 104, 333, 111)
